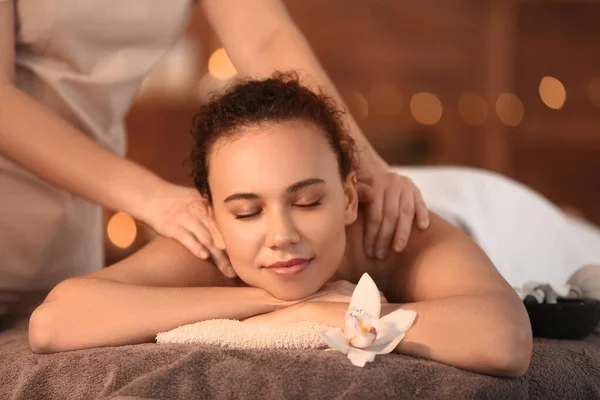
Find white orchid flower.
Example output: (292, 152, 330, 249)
(319, 273, 417, 367)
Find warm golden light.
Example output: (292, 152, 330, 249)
(348, 91, 369, 121)
(495, 93, 524, 127)
(588, 78, 600, 108)
(208, 48, 237, 80)
(410, 92, 442, 125)
(368, 83, 402, 116)
(107, 212, 137, 249)
(539, 76, 566, 110)
(458, 92, 488, 126)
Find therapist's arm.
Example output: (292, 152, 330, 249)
(202, 0, 388, 177)
(0, 3, 169, 216)
(0, 3, 228, 262)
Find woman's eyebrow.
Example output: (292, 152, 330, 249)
(223, 178, 325, 203)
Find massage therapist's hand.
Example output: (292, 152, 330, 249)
(140, 183, 235, 278)
(358, 171, 430, 260)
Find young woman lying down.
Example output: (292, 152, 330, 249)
(28, 73, 533, 377)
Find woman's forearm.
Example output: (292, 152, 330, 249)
(0, 85, 165, 217)
(29, 277, 276, 353)
(309, 295, 532, 377)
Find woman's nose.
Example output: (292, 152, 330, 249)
(265, 211, 300, 249)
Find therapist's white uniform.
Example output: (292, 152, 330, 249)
(0, 0, 192, 315)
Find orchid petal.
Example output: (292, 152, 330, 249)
(347, 348, 376, 367)
(349, 332, 377, 348)
(348, 273, 381, 319)
(344, 307, 379, 346)
(368, 333, 406, 355)
(319, 328, 350, 354)
(372, 309, 417, 347)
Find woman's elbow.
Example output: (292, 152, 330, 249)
(28, 279, 79, 354)
(490, 320, 533, 377)
(29, 304, 57, 354)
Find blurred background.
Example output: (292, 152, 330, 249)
(105, 0, 600, 263)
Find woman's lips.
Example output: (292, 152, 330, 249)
(267, 258, 312, 276)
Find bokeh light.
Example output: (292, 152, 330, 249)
(410, 92, 443, 125)
(495, 93, 524, 126)
(208, 48, 237, 80)
(107, 212, 137, 249)
(539, 76, 566, 110)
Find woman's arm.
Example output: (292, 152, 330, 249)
(338, 214, 532, 376)
(297, 296, 531, 377)
(29, 239, 280, 353)
(383, 213, 532, 376)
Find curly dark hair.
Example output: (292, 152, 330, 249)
(190, 72, 357, 203)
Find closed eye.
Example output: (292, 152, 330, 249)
(235, 210, 261, 220)
(294, 199, 322, 208)
(235, 199, 322, 220)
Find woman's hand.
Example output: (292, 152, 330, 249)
(244, 280, 387, 325)
(306, 280, 388, 304)
(242, 302, 315, 325)
(357, 172, 430, 260)
(139, 183, 235, 278)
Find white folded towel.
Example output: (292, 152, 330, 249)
(156, 319, 331, 350)
(391, 166, 600, 287)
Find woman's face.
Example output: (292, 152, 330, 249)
(206, 120, 358, 300)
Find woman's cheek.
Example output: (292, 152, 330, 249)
(222, 223, 262, 261)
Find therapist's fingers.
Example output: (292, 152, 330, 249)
(392, 192, 415, 252)
(182, 216, 236, 279)
(414, 188, 430, 230)
(363, 186, 384, 259)
(173, 228, 210, 260)
(356, 181, 376, 204)
(374, 185, 401, 260)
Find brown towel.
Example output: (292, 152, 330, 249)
(2, 320, 600, 399)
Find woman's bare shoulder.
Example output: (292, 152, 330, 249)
(342, 208, 397, 291)
(87, 237, 240, 288)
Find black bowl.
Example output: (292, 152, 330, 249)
(524, 298, 600, 340)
